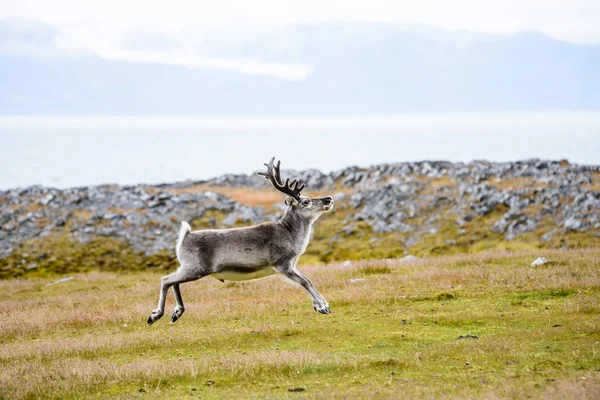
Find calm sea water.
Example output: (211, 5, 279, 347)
(0, 113, 599, 190)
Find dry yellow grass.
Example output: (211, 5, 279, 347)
(428, 176, 457, 189)
(168, 184, 282, 207)
(167, 185, 353, 207)
(582, 171, 600, 191)
(70, 209, 93, 221)
(0, 249, 599, 399)
(487, 177, 550, 190)
(22, 203, 43, 213)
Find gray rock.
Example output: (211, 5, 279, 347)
(530, 257, 550, 267)
(46, 277, 74, 286)
(333, 192, 347, 201)
(541, 230, 556, 243)
(564, 217, 586, 231)
(346, 278, 366, 283)
(397, 255, 422, 263)
(39, 193, 55, 206)
(1, 159, 599, 260)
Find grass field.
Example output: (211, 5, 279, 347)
(1, 249, 599, 399)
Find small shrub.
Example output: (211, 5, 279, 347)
(360, 266, 391, 275)
(435, 293, 457, 301)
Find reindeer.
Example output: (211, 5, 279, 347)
(148, 158, 335, 325)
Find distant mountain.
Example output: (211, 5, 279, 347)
(1, 22, 599, 114)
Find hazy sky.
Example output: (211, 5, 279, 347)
(1, 1, 600, 80)
(2, 2, 598, 188)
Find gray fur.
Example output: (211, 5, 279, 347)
(148, 176, 334, 325)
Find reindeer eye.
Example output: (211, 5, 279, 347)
(303, 200, 311, 206)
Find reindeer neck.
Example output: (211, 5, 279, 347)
(280, 208, 312, 238)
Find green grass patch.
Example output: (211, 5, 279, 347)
(514, 289, 578, 301)
(1, 249, 599, 399)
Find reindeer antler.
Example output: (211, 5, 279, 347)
(257, 157, 306, 201)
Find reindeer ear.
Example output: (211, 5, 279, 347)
(284, 196, 298, 207)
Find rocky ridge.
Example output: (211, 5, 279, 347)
(1, 159, 599, 272)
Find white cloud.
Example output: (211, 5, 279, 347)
(1, 0, 599, 79)
(100, 49, 314, 80)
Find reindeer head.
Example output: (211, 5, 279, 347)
(258, 157, 334, 221)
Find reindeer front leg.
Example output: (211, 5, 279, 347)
(278, 262, 330, 314)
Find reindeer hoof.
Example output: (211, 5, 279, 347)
(148, 310, 163, 325)
(171, 313, 179, 323)
(314, 305, 330, 314)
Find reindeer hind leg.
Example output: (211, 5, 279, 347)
(148, 264, 207, 325)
